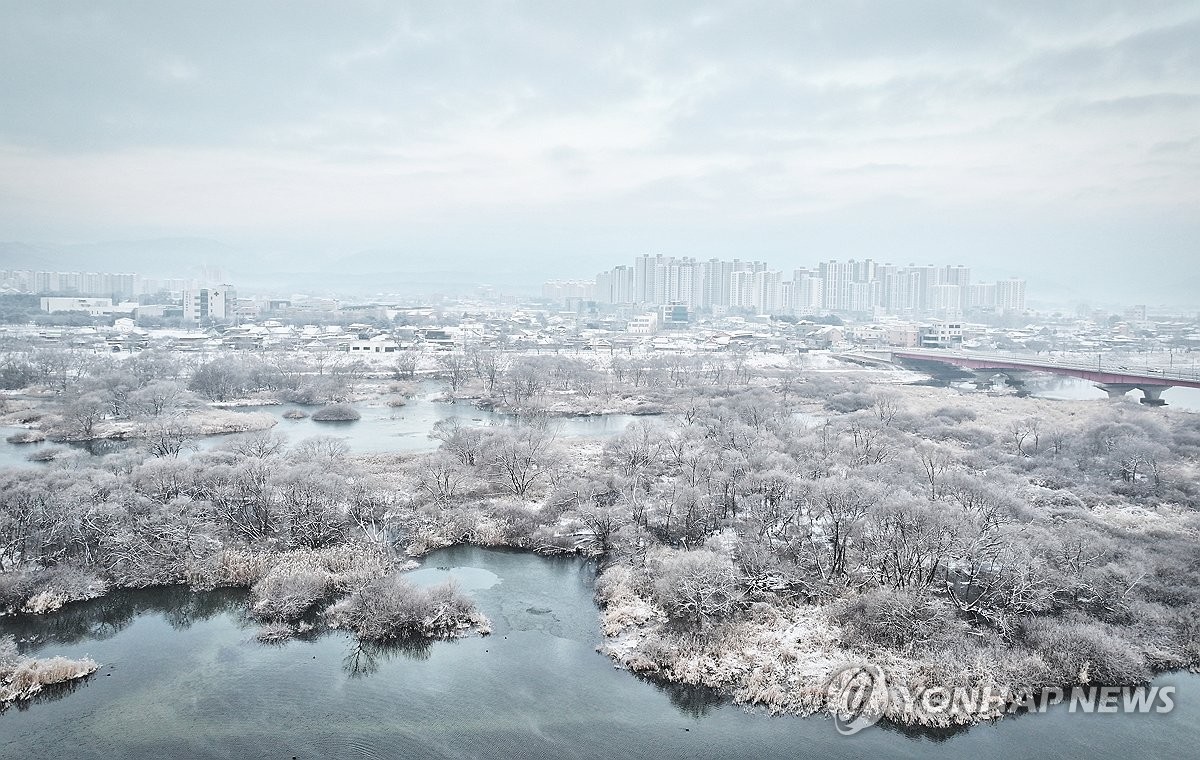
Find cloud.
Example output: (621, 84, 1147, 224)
(0, 1, 1196, 298)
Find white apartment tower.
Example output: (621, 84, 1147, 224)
(995, 279, 1027, 312)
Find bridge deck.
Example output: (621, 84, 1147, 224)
(889, 350, 1200, 389)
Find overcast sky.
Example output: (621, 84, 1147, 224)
(1, 1, 1197, 301)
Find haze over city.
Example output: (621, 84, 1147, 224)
(1, 1, 1198, 303)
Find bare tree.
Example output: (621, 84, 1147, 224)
(806, 478, 879, 579)
(872, 391, 902, 426)
(603, 420, 664, 485)
(413, 452, 472, 505)
(56, 393, 107, 440)
(914, 444, 954, 500)
(220, 430, 289, 459)
(393, 351, 420, 380)
(130, 380, 193, 417)
(1008, 417, 1041, 457)
(275, 467, 348, 549)
(864, 500, 962, 590)
(436, 353, 471, 392)
(291, 435, 351, 461)
(144, 417, 196, 458)
(431, 417, 489, 466)
(650, 549, 744, 627)
(484, 427, 557, 498)
(468, 349, 507, 394)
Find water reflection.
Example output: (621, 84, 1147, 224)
(3, 587, 248, 652)
(878, 718, 975, 743)
(342, 638, 434, 677)
(3, 547, 1196, 760)
(638, 675, 727, 719)
(0, 670, 96, 716)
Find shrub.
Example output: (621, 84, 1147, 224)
(833, 587, 964, 653)
(250, 566, 330, 622)
(311, 403, 361, 422)
(0, 574, 31, 614)
(5, 430, 45, 444)
(0, 656, 99, 703)
(1022, 616, 1149, 685)
(932, 405, 977, 423)
(16, 565, 108, 614)
(27, 446, 64, 462)
(824, 392, 874, 414)
(326, 575, 487, 641)
(256, 621, 297, 643)
(647, 549, 743, 627)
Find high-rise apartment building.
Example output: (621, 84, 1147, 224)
(995, 278, 1027, 312)
(572, 255, 1021, 317)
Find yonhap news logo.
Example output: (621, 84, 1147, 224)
(826, 663, 890, 735)
(825, 663, 1176, 735)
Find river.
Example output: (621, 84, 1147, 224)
(951, 373, 1200, 412)
(0, 388, 640, 468)
(1, 546, 1193, 759)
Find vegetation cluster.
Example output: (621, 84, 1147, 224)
(1, 343, 1198, 725)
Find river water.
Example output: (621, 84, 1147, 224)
(1, 546, 1193, 760)
(0, 389, 640, 468)
(951, 373, 1200, 412)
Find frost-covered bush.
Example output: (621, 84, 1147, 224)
(529, 525, 576, 554)
(0, 655, 99, 703)
(931, 405, 977, 423)
(5, 430, 44, 444)
(326, 575, 487, 641)
(833, 588, 966, 653)
(26, 446, 64, 462)
(311, 403, 360, 422)
(250, 566, 330, 621)
(1022, 616, 1149, 685)
(824, 391, 874, 414)
(487, 500, 543, 546)
(0, 573, 30, 614)
(256, 621, 300, 643)
(189, 546, 389, 594)
(15, 565, 108, 614)
(647, 549, 743, 627)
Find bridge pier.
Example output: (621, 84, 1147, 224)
(970, 371, 999, 390)
(890, 350, 1198, 407)
(1137, 386, 1170, 406)
(1097, 383, 1136, 399)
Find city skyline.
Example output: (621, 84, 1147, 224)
(547, 254, 1027, 317)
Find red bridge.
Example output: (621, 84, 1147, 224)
(888, 349, 1200, 405)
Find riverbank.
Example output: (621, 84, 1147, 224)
(4, 547, 1198, 760)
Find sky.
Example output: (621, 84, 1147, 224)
(0, 1, 1197, 302)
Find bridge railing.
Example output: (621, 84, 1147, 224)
(891, 349, 1200, 383)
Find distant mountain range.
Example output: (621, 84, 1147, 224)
(3, 238, 1196, 308)
(0, 238, 536, 297)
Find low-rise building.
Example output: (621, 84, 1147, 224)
(627, 313, 659, 335)
(40, 297, 114, 315)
